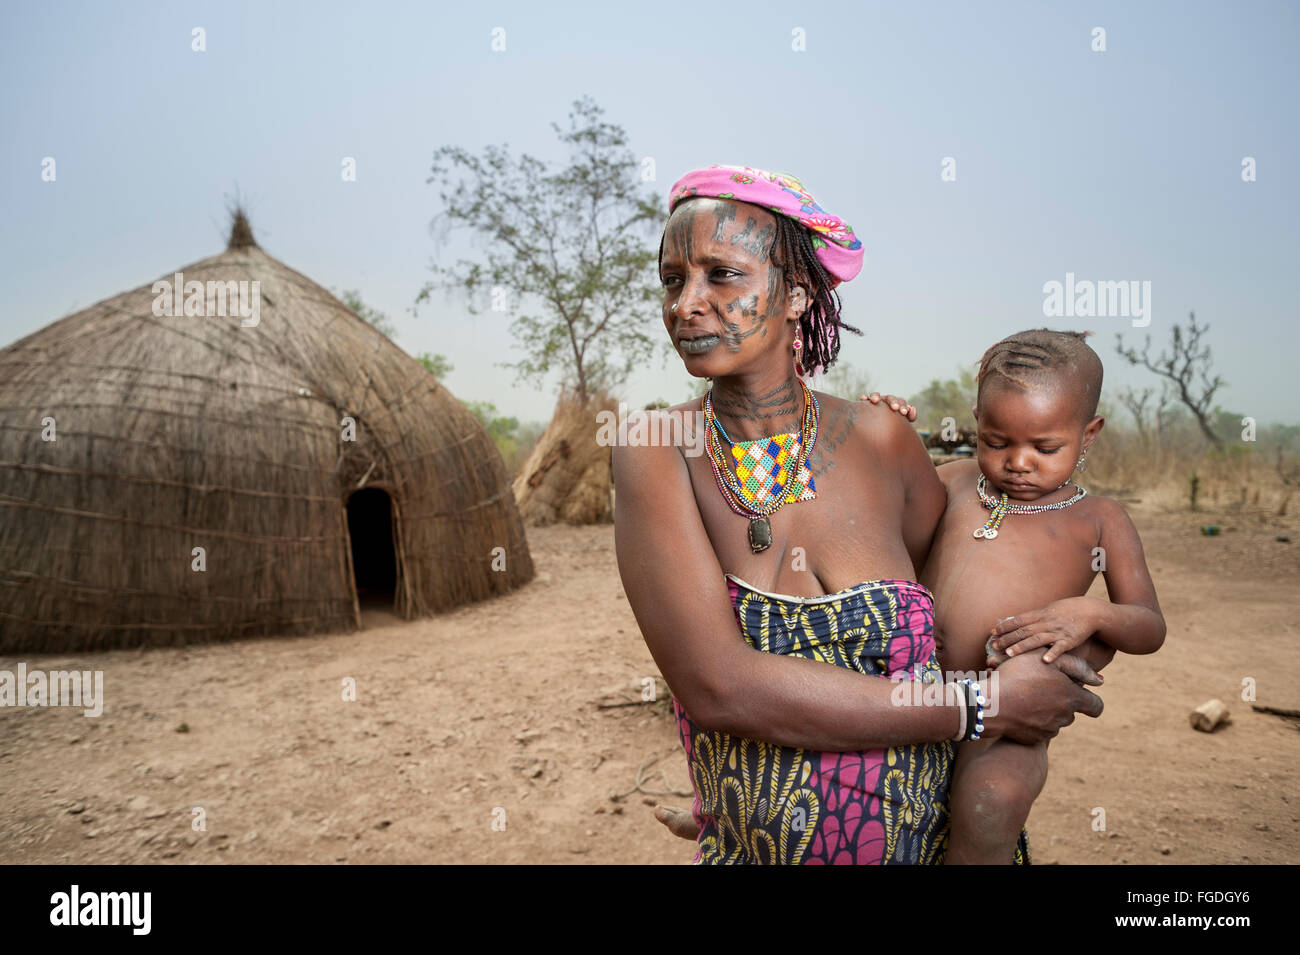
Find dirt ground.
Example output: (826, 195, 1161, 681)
(2, 503, 1297, 865)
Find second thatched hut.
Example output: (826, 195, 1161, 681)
(512, 391, 617, 525)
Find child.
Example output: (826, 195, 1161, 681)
(919, 327, 1166, 863)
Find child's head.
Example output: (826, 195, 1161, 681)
(973, 329, 1105, 500)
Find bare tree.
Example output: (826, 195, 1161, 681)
(1117, 386, 1155, 441)
(1117, 383, 1174, 445)
(419, 97, 665, 403)
(1116, 312, 1226, 450)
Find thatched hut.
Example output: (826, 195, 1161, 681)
(0, 213, 533, 652)
(513, 391, 617, 525)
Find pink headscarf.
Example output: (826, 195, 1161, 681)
(668, 165, 864, 287)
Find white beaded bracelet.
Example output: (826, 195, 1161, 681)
(958, 679, 987, 741)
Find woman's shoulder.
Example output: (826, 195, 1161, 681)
(799, 391, 934, 486)
(607, 400, 702, 475)
(811, 390, 923, 454)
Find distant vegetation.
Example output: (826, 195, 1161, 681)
(420, 96, 666, 403)
(807, 317, 1297, 515)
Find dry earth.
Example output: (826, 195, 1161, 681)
(1, 503, 1297, 864)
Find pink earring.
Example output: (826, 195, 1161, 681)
(793, 338, 805, 377)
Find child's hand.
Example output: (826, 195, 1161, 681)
(859, 392, 917, 422)
(985, 634, 1103, 685)
(989, 598, 1099, 664)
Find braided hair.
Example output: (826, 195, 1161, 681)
(769, 212, 861, 376)
(658, 198, 861, 376)
(976, 328, 1104, 421)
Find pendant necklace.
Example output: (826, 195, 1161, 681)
(972, 472, 1087, 540)
(703, 380, 819, 553)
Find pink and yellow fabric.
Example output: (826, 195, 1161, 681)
(668, 164, 865, 287)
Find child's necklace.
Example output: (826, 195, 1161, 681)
(972, 472, 1087, 539)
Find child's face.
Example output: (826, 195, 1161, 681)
(974, 382, 1103, 502)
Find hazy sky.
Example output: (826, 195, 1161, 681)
(3, 1, 1297, 425)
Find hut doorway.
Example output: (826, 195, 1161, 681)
(346, 488, 397, 611)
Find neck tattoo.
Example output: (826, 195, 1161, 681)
(703, 379, 819, 553)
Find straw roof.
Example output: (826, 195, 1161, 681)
(0, 217, 533, 651)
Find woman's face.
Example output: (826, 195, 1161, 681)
(659, 198, 807, 379)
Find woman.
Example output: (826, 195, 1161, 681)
(612, 165, 1104, 864)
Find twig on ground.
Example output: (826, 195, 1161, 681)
(609, 749, 693, 800)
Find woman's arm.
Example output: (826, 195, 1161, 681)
(857, 392, 945, 573)
(891, 412, 947, 573)
(612, 438, 1100, 750)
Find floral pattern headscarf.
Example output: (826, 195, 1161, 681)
(668, 165, 864, 287)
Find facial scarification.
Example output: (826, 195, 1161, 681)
(730, 216, 776, 263)
(666, 203, 698, 263)
(710, 202, 736, 242)
(727, 294, 760, 323)
(762, 260, 785, 321)
(722, 294, 762, 351)
(666, 201, 789, 351)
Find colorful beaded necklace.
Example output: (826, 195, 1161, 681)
(973, 472, 1087, 540)
(703, 380, 819, 553)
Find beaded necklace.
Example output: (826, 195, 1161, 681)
(703, 380, 819, 553)
(972, 472, 1088, 539)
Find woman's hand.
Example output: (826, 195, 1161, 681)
(980, 651, 1104, 745)
(860, 392, 917, 422)
(985, 634, 1105, 686)
(989, 597, 1100, 664)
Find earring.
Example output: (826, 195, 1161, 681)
(793, 338, 805, 377)
(1076, 452, 1088, 473)
(671, 303, 678, 312)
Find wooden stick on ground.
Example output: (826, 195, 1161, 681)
(1251, 704, 1300, 720)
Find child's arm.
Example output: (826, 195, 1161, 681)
(988, 499, 1165, 663)
(1088, 498, 1166, 654)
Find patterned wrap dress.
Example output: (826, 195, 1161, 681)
(671, 574, 1031, 865)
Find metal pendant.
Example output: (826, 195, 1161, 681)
(748, 517, 773, 553)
